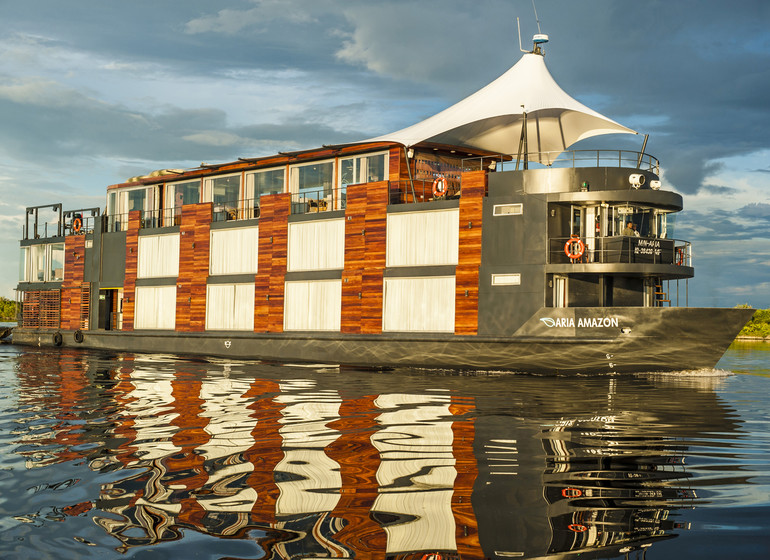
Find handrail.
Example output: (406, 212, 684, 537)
(548, 235, 691, 266)
(463, 149, 661, 175)
(290, 186, 346, 215)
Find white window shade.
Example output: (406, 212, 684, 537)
(138, 234, 180, 278)
(205, 284, 255, 330)
(209, 227, 259, 275)
(287, 219, 345, 271)
(134, 286, 177, 329)
(284, 280, 342, 331)
(383, 276, 455, 332)
(386, 209, 459, 267)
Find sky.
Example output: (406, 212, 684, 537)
(1, 0, 768, 308)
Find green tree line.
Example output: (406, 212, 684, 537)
(0, 297, 17, 321)
(737, 307, 770, 339)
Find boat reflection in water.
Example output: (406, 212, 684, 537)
(12, 349, 736, 559)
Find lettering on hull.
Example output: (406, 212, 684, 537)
(540, 317, 620, 328)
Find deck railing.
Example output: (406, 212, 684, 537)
(290, 187, 346, 215)
(463, 149, 661, 175)
(549, 235, 691, 266)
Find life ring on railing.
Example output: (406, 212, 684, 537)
(568, 524, 588, 533)
(72, 217, 82, 234)
(74, 330, 84, 343)
(675, 247, 684, 266)
(564, 235, 585, 261)
(562, 487, 583, 498)
(432, 176, 448, 198)
(421, 554, 443, 560)
(53, 332, 63, 346)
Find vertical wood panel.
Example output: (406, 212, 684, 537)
(61, 235, 86, 330)
(176, 203, 211, 332)
(268, 194, 291, 332)
(122, 210, 141, 331)
(361, 181, 388, 334)
(253, 196, 274, 332)
(341, 183, 367, 333)
(455, 170, 486, 335)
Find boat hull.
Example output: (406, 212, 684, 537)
(10, 307, 753, 374)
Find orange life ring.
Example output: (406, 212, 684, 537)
(568, 524, 588, 533)
(432, 176, 448, 198)
(72, 217, 82, 233)
(421, 555, 442, 560)
(562, 487, 583, 498)
(675, 247, 684, 265)
(564, 235, 585, 261)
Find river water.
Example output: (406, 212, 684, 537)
(1, 329, 768, 559)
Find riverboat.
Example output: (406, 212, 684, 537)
(12, 36, 752, 373)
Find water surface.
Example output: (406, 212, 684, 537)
(0, 340, 768, 559)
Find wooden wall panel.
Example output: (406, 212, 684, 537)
(341, 184, 367, 333)
(60, 234, 86, 330)
(121, 210, 141, 331)
(253, 193, 291, 332)
(267, 194, 291, 332)
(455, 170, 486, 335)
(176, 203, 211, 332)
(361, 181, 388, 334)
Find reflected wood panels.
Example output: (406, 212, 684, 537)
(61, 234, 87, 330)
(254, 193, 291, 332)
(455, 170, 486, 335)
(122, 210, 141, 331)
(450, 397, 480, 556)
(327, 395, 387, 553)
(177, 203, 212, 332)
(362, 181, 388, 334)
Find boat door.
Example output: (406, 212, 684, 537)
(98, 289, 116, 330)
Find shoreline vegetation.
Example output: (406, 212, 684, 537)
(735, 306, 770, 340)
(0, 297, 17, 322)
(1, 297, 768, 339)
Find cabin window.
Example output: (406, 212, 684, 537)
(165, 180, 201, 224)
(284, 280, 342, 331)
(108, 186, 157, 231)
(386, 209, 459, 267)
(137, 234, 180, 278)
(205, 283, 255, 330)
(209, 227, 259, 275)
(382, 276, 455, 332)
(491, 273, 521, 286)
(289, 160, 338, 212)
(134, 285, 176, 329)
(203, 174, 242, 220)
(49, 243, 64, 282)
(493, 203, 523, 216)
(287, 219, 345, 272)
(28, 244, 47, 282)
(19, 248, 28, 282)
(245, 168, 285, 218)
(339, 152, 388, 187)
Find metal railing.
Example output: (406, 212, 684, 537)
(290, 187, 346, 215)
(463, 149, 661, 175)
(389, 179, 462, 205)
(212, 198, 259, 222)
(549, 235, 691, 266)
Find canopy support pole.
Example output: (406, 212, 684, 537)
(636, 134, 649, 169)
(515, 111, 528, 170)
(404, 146, 417, 201)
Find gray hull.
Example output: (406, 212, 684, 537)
(11, 307, 752, 374)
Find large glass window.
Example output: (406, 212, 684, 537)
(19, 248, 28, 282)
(166, 180, 201, 224)
(290, 160, 336, 213)
(245, 168, 285, 218)
(29, 244, 46, 282)
(127, 189, 147, 213)
(204, 175, 241, 220)
(339, 152, 387, 188)
(49, 243, 64, 282)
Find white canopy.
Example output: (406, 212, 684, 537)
(369, 52, 636, 164)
